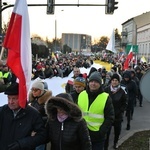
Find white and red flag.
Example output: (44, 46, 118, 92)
(3, 0, 31, 108)
(123, 46, 133, 70)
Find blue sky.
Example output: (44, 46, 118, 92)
(2, 0, 150, 42)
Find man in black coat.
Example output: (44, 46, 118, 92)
(0, 83, 47, 150)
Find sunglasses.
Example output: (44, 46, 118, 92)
(31, 88, 40, 92)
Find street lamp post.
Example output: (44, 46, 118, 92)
(54, 9, 63, 52)
(0, 1, 8, 35)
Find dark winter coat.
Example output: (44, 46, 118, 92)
(45, 97, 92, 150)
(0, 105, 47, 150)
(70, 90, 80, 104)
(104, 86, 127, 122)
(121, 71, 137, 109)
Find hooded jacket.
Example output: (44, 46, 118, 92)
(45, 97, 92, 150)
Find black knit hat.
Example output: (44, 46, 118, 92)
(123, 71, 131, 79)
(111, 73, 120, 82)
(89, 71, 102, 84)
(4, 82, 19, 95)
(56, 93, 73, 102)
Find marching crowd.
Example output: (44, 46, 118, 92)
(0, 53, 150, 150)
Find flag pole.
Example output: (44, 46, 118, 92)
(0, 47, 5, 60)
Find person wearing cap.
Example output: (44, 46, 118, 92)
(0, 82, 47, 150)
(45, 93, 92, 150)
(29, 79, 52, 121)
(104, 74, 127, 149)
(70, 74, 86, 103)
(78, 71, 114, 150)
(29, 80, 52, 150)
(121, 70, 137, 130)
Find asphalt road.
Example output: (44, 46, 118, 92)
(108, 99, 150, 150)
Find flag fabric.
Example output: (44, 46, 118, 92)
(3, 0, 31, 108)
(140, 56, 147, 63)
(52, 52, 57, 61)
(118, 52, 125, 62)
(106, 29, 116, 53)
(124, 46, 133, 70)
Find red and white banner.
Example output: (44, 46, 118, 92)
(3, 0, 31, 108)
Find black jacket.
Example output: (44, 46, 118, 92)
(0, 105, 47, 150)
(104, 86, 127, 122)
(45, 97, 92, 150)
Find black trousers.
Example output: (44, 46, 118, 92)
(104, 121, 122, 150)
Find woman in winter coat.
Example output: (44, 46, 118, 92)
(28, 80, 52, 150)
(45, 93, 92, 150)
(104, 74, 127, 149)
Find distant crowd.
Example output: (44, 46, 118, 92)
(0, 52, 150, 150)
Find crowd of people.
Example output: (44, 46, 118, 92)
(0, 52, 150, 150)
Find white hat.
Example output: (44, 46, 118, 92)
(32, 80, 44, 91)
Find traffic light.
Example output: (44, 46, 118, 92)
(105, 0, 118, 14)
(47, 0, 55, 14)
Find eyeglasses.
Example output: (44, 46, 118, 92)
(31, 88, 40, 92)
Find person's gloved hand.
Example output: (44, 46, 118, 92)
(8, 142, 20, 150)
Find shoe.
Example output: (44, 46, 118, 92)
(113, 143, 118, 149)
(140, 104, 143, 107)
(126, 124, 130, 130)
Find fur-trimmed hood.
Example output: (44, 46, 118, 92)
(45, 97, 82, 122)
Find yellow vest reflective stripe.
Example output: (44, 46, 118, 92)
(78, 90, 108, 131)
(0, 72, 9, 78)
(3, 72, 9, 78)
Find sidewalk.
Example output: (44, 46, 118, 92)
(108, 99, 150, 150)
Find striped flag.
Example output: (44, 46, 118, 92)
(124, 46, 133, 70)
(3, 0, 31, 108)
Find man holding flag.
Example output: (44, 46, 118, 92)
(0, 0, 47, 149)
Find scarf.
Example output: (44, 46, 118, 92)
(110, 85, 120, 93)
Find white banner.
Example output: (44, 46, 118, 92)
(0, 63, 102, 106)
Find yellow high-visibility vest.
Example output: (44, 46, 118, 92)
(78, 90, 108, 131)
(0, 72, 10, 79)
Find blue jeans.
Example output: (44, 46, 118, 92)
(36, 144, 45, 150)
(92, 141, 105, 150)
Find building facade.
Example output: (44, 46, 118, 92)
(61, 33, 92, 53)
(122, 11, 150, 61)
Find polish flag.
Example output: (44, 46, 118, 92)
(124, 46, 133, 70)
(3, 0, 31, 108)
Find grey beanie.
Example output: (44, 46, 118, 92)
(32, 80, 44, 91)
(89, 71, 102, 84)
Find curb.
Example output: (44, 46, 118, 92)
(118, 128, 150, 146)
